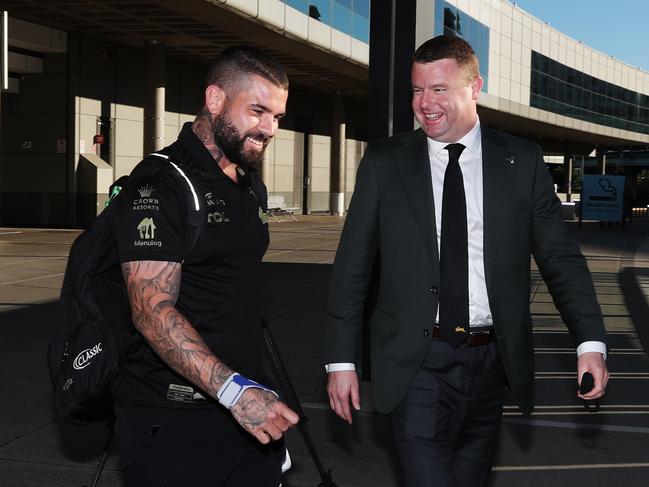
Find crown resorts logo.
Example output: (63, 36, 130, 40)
(133, 185, 159, 211)
(138, 185, 155, 198)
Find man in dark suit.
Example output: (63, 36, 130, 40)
(324, 35, 609, 487)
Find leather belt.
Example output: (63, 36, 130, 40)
(431, 325, 495, 347)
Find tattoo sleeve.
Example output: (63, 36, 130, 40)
(121, 260, 287, 439)
(121, 260, 233, 399)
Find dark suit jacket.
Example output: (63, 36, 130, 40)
(323, 126, 608, 415)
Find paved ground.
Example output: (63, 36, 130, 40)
(1, 216, 649, 487)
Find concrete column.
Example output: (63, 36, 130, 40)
(329, 92, 346, 215)
(144, 40, 165, 155)
(260, 153, 270, 184)
(564, 154, 573, 202)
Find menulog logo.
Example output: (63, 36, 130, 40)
(73, 343, 103, 370)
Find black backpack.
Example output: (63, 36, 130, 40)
(47, 150, 205, 423)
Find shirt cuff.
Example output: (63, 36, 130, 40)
(324, 363, 356, 373)
(576, 341, 607, 360)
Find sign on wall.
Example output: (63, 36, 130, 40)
(581, 175, 625, 222)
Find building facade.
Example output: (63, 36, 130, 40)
(426, 0, 649, 147)
(1, 0, 648, 227)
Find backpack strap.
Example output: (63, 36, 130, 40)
(146, 151, 205, 259)
(150, 152, 200, 211)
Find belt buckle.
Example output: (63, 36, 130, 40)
(468, 328, 493, 346)
(470, 329, 491, 336)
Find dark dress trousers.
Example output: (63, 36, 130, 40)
(323, 126, 608, 417)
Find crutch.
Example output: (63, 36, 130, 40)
(83, 421, 114, 487)
(262, 318, 338, 487)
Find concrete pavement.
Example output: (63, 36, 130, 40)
(1, 217, 649, 486)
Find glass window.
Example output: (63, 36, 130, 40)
(353, 0, 369, 19)
(566, 68, 575, 85)
(352, 12, 369, 43)
(308, 0, 330, 23)
(640, 107, 649, 124)
(279, 0, 369, 42)
(443, 7, 460, 34)
(434, 7, 444, 37)
(435, 1, 489, 91)
(530, 51, 649, 134)
(332, 1, 352, 34)
(284, 0, 309, 14)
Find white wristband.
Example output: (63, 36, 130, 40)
(216, 373, 278, 409)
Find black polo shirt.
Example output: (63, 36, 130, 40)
(112, 122, 270, 408)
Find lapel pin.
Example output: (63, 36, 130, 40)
(505, 154, 515, 165)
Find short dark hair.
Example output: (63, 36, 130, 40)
(205, 46, 289, 92)
(412, 35, 479, 83)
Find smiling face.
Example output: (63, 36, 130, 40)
(213, 75, 288, 170)
(411, 58, 483, 143)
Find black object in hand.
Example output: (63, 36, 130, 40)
(579, 372, 600, 412)
(579, 372, 595, 395)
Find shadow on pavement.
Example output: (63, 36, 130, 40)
(621, 267, 649, 356)
(2, 239, 648, 486)
(0, 301, 123, 486)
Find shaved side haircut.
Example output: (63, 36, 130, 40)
(205, 46, 289, 93)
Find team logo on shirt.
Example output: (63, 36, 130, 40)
(207, 211, 230, 224)
(137, 217, 156, 238)
(134, 217, 162, 247)
(205, 192, 225, 207)
(133, 185, 159, 211)
(138, 185, 154, 198)
(258, 207, 268, 224)
(205, 194, 229, 224)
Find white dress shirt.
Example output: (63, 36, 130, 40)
(326, 119, 605, 373)
(429, 119, 491, 326)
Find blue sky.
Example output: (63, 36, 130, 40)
(514, 0, 649, 72)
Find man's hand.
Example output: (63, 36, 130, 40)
(577, 351, 609, 400)
(327, 370, 360, 424)
(230, 388, 299, 444)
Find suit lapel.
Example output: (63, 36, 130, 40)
(395, 130, 440, 274)
(482, 127, 509, 292)
(393, 127, 512, 287)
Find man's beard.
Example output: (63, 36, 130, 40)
(213, 109, 269, 171)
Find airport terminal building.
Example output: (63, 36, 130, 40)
(1, 0, 648, 227)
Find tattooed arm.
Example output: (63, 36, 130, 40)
(121, 260, 299, 443)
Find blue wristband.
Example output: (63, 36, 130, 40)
(217, 373, 278, 409)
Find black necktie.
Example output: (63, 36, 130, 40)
(439, 143, 469, 348)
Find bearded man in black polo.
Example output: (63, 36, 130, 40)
(112, 46, 298, 487)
